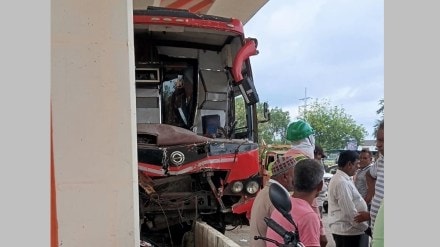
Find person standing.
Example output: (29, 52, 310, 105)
(283, 119, 328, 247)
(366, 120, 384, 231)
(314, 144, 328, 218)
(354, 148, 374, 206)
(314, 144, 327, 165)
(249, 156, 301, 247)
(353, 148, 374, 237)
(266, 158, 325, 247)
(328, 150, 369, 247)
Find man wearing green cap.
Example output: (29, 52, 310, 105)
(285, 119, 316, 158)
(284, 119, 328, 247)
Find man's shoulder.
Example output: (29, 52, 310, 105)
(377, 155, 384, 166)
(370, 155, 384, 171)
(376, 155, 384, 164)
(363, 165, 372, 172)
(255, 185, 270, 197)
(291, 199, 320, 227)
(292, 197, 315, 212)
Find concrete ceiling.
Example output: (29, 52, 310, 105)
(133, 0, 269, 25)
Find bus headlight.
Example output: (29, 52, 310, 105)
(246, 181, 259, 195)
(231, 181, 244, 193)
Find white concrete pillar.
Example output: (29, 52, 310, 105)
(51, 0, 139, 246)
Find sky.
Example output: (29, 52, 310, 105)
(243, 0, 384, 139)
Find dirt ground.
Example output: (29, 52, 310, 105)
(225, 212, 337, 247)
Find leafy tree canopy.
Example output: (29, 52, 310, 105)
(301, 99, 368, 150)
(373, 99, 384, 137)
(234, 97, 290, 145)
(258, 105, 291, 145)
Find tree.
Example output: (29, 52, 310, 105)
(258, 106, 291, 144)
(302, 99, 368, 150)
(234, 97, 290, 144)
(373, 99, 384, 137)
(234, 96, 246, 128)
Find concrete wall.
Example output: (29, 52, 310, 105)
(51, 0, 139, 246)
(195, 221, 241, 247)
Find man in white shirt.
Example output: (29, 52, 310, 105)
(328, 150, 369, 247)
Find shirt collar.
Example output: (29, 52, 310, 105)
(336, 169, 353, 180)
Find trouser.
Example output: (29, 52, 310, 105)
(332, 233, 369, 247)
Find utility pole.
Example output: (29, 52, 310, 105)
(298, 87, 311, 117)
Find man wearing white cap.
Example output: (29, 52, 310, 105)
(249, 155, 304, 247)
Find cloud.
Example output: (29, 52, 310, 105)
(245, 0, 384, 138)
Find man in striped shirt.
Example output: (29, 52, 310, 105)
(367, 120, 384, 231)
